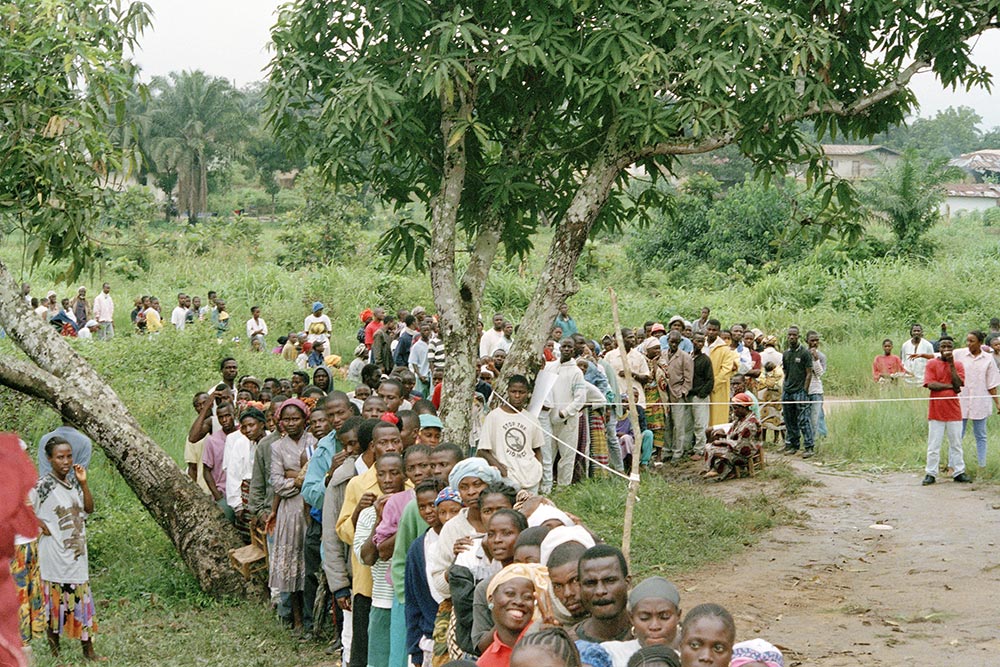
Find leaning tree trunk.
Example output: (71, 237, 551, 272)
(0, 260, 253, 598)
(503, 143, 629, 385)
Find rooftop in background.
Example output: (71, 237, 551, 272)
(820, 145, 901, 157)
(948, 149, 1000, 172)
(943, 183, 1000, 198)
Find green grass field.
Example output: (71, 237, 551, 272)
(6, 209, 1000, 664)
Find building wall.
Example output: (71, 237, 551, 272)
(940, 196, 1000, 214)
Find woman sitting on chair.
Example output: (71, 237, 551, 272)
(703, 392, 761, 481)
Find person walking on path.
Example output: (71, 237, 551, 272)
(952, 331, 1000, 468)
(922, 336, 972, 485)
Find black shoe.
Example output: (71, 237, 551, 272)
(802, 449, 815, 459)
(782, 446, 798, 455)
(953, 472, 972, 483)
(921, 474, 935, 486)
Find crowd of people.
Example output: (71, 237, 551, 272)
(12, 280, 1000, 667)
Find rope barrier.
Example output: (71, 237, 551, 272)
(488, 390, 633, 484)
(622, 394, 1000, 408)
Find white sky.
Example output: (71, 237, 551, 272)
(132, 0, 1000, 129)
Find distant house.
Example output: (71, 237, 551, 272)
(948, 150, 1000, 181)
(940, 183, 1000, 215)
(819, 145, 901, 179)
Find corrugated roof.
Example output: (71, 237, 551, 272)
(949, 150, 1000, 171)
(944, 183, 1000, 198)
(820, 144, 900, 157)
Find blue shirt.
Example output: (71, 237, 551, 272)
(554, 314, 578, 337)
(659, 334, 693, 354)
(38, 426, 92, 479)
(302, 432, 341, 522)
(583, 360, 612, 402)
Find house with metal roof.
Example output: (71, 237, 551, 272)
(819, 145, 901, 179)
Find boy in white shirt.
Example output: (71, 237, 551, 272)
(477, 374, 544, 492)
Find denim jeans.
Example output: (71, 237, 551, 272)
(782, 389, 813, 450)
(962, 417, 988, 467)
(809, 393, 827, 438)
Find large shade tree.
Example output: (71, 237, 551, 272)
(0, 0, 251, 597)
(267, 0, 999, 444)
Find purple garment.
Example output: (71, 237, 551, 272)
(373, 490, 415, 587)
(202, 429, 228, 495)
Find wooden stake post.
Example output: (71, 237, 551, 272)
(608, 288, 645, 566)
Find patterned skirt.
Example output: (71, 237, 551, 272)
(42, 580, 97, 640)
(236, 480, 252, 544)
(431, 599, 453, 667)
(11, 542, 44, 644)
(644, 385, 667, 449)
(588, 409, 609, 477)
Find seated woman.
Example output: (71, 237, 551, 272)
(477, 564, 552, 667)
(703, 393, 761, 481)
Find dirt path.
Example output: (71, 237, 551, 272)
(672, 459, 1000, 666)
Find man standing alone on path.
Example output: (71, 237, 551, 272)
(922, 336, 971, 485)
(953, 331, 1000, 469)
(781, 326, 814, 458)
(902, 324, 935, 385)
(92, 283, 114, 340)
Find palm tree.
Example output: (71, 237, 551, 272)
(142, 71, 243, 220)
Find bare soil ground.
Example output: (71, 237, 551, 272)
(671, 457, 1000, 666)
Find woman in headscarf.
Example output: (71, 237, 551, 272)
(476, 563, 552, 667)
(602, 577, 683, 667)
(729, 639, 783, 667)
(702, 393, 761, 481)
(266, 399, 318, 634)
(640, 338, 669, 462)
(312, 366, 332, 394)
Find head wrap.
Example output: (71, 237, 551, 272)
(448, 457, 501, 490)
(379, 412, 400, 426)
(85, 319, 99, 328)
(486, 563, 553, 623)
(301, 341, 313, 353)
(732, 392, 754, 407)
(628, 576, 680, 611)
(751, 328, 763, 339)
(360, 308, 373, 322)
(539, 525, 596, 568)
(239, 407, 267, 423)
(47, 290, 57, 298)
(527, 503, 574, 528)
(412, 306, 426, 316)
(278, 397, 310, 419)
(355, 343, 368, 357)
(730, 639, 784, 667)
(435, 487, 462, 507)
(78, 285, 86, 292)
(763, 335, 778, 347)
(419, 414, 444, 430)
(576, 642, 613, 667)
(312, 301, 325, 313)
(638, 337, 661, 353)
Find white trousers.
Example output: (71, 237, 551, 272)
(926, 420, 965, 478)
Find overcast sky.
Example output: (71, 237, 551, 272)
(132, 0, 1000, 129)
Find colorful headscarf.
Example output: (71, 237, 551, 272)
(447, 457, 501, 490)
(732, 391, 760, 418)
(486, 563, 553, 623)
(576, 642, 613, 667)
(730, 639, 783, 667)
(527, 503, 574, 528)
(435, 487, 462, 507)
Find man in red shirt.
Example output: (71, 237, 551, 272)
(923, 336, 972, 485)
(364, 307, 385, 350)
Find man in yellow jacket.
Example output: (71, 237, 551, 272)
(706, 319, 739, 427)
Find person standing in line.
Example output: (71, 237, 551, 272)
(69, 287, 89, 326)
(706, 320, 738, 428)
(692, 307, 710, 336)
(922, 336, 971, 485)
(901, 324, 935, 385)
(688, 332, 714, 459)
(554, 303, 578, 338)
(171, 293, 190, 330)
(548, 340, 589, 488)
(92, 283, 114, 340)
(953, 330, 1000, 469)
(780, 326, 814, 458)
(806, 330, 827, 440)
(662, 331, 693, 463)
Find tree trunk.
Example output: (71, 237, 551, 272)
(0, 260, 254, 598)
(503, 144, 628, 384)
